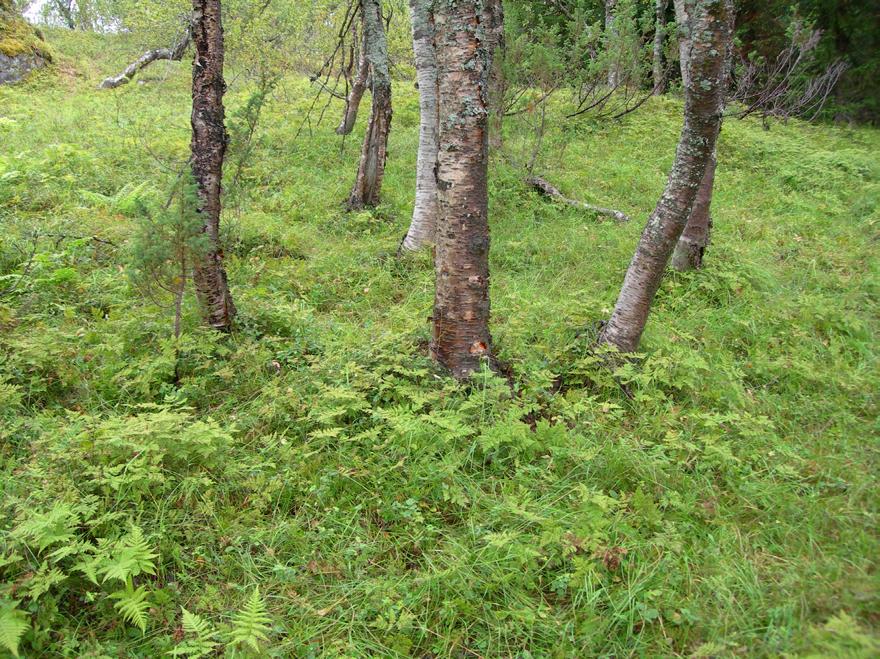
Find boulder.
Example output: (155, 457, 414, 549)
(0, 0, 51, 85)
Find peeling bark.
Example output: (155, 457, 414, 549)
(190, 0, 235, 331)
(347, 0, 392, 210)
(400, 0, 439, 252)
(653, 0, 668, 94)
(100, 28, 191, 89)
(526, 176, 630, 222)
(600, 0, 734, 353)
(431, 0, 498, 379)
(336, 18, 369, 135)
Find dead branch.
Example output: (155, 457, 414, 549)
(100, 27, 192, 90)
(526, 176, 630, 222)
(728, 24, 848, 122)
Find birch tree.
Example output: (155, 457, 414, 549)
(400, 0, 439, 252)
(190, 0, 236, 331)
(671, 0, 731, 271)
(347, 0, 392, 210)
(430, 0, 500, 378)
(600, 0, 734, 353)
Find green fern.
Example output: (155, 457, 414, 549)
(99, 525, 157, 586)
(26, 561, 67, 601)
(168, 607, 219, 657)
(0, 600, 29, 658)
(79, 181, 152, 217)
(226, 588, 271, 653)
(12, 503, 78, 552)
(110, 585, 151, 633)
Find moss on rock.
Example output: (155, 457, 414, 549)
(0, 0, 52, 63)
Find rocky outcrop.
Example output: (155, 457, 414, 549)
(0, 0, 51, 85)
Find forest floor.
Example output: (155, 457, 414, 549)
(1, 30, 878, 658)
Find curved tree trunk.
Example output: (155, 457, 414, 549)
(347, 0, 392, 210)
(599, 0, 734, 353)
(400, 0, 439, 252)
(100, 28, 191, 89)
(190, 0, 236, 331)
(653, 0, 668, 93)
(336, 18, 369, 135)
(431, 0, 499, 379)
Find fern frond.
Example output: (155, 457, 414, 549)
(110, 585, 150, 633)
(167, 607, 219, 657)
(26, 561, 67, 601)
(12, 503, 78, 552)
(99, 524, 158, 585)
(0, 600, 30, 658)
(226, 588, 271, 652)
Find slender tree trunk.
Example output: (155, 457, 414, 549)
(671, 0, 733, 272)
(599, 0, 734, 353)
(400, 0, 439, 252)
(347, 0, 392, 210)
(336, 18, 369, 135)
(606, 0, 619, 87)
(653, 0, 668, 93)
(431, 0, 498, 379)
(190, 0, 236, 331)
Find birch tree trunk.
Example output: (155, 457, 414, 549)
(190, 0, 236, 331)
(100, 28, 191, 89)
(347, 0, 392, 210)
(400, 0, 439, 252)
(431, 0, 498, 379)
(653, 0, 668, 93)
(671, 0, 733, 271)
(336, 19, 369, 135)
(599, 0, 734, 353)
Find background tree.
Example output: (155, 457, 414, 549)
(600, 0, 734, 353)
(653, 0, 668, 93)
(347, 0, 392, 210)
(431, 0, 500, 378)
(336, 13, 369, 136)
(190, 0, 235, 331)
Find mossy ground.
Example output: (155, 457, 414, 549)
(0, 29, 878, 657)
(0, 6, 52, 61)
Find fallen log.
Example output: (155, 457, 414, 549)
(99, 29, 191, 90)
(526, 175, 630, 222)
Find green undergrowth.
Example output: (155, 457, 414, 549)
(0, 30, 877, 657)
